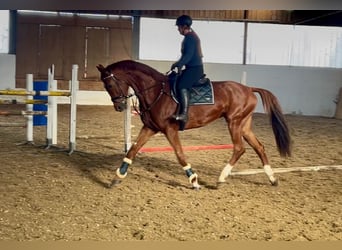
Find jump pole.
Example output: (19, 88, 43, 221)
(0, 90, 71, 96)
(0, 122, 26, 127)
(230, 165, 342, 176)
(0, 99, 47, 104)
(139, 144, 234, 153)
(0, 111, 47, 116)
(0, 70, 74, 152)
(0, 73, 51, 142)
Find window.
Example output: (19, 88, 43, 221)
(247, 23, 342, 68)
(139, 17, 244, 64)
(290, 25, 342, 68)
(246, 23, 293, 66)
(195, 21, 244, 64)
(139, 18, 182, 61)
(0, 10, 9, 53)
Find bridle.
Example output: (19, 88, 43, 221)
(102, 73, 135, 103)
(102, 73, 168, 114)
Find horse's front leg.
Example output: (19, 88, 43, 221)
(165, 126, 201, 190)
(110, 125, 156, 187)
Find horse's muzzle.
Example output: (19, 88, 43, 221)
(114, 102, 127, 112)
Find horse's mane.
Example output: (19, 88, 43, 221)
(106, 60, 167, 83)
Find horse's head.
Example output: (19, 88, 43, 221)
(97, 64, 129, 112)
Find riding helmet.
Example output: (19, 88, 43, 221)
(176, 15, 192, 27)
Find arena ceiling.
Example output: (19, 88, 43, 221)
(65, 10, 342, 27)
(290, 10, 342, 26)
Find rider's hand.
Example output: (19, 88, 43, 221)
(171, 63, 182, 74)
(171, 63, 178, 71)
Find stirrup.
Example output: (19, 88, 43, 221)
(172, 114, 188, 121)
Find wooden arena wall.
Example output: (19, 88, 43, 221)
(15, 12, 132, 91)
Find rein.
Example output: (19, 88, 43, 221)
(103, 73, 168, 115)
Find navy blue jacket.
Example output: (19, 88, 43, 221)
(175, 31, 203, 69)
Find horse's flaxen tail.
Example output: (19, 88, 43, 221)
(252, 87, 292, 157)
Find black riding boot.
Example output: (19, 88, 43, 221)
(173, 88, 190, 130)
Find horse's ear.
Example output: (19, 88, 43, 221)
(96, 64, 105, 73)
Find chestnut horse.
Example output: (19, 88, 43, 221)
(97, 60, 291, 189)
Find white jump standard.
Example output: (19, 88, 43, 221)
(0, 65, 79, 154)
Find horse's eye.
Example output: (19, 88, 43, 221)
(105, 84, 112, 90)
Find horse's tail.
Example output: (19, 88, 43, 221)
(252, 87, 292, 157)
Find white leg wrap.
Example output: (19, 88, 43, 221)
(264, 165, 276, 183)
(116, 157, 132, 179)
(123, 157, 132, 165)
(116, 168, 127, 179)
(182, 163, 191, 171)
(218, 164, 233, 183)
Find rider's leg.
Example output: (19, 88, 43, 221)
(173, 88, 190, 122)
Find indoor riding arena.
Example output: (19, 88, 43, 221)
(0, 9, 342, 242)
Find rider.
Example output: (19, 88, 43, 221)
(171, 15, 204, 129)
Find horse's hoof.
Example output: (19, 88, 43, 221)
(217, 179, 227, 184)
(218, 176, 227, 183)
(270, 179, 279, 186)
(191, 180, 201, 190)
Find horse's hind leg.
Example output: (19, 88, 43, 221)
(164, 126, 200, 189)
(242, 116, 278, 186)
